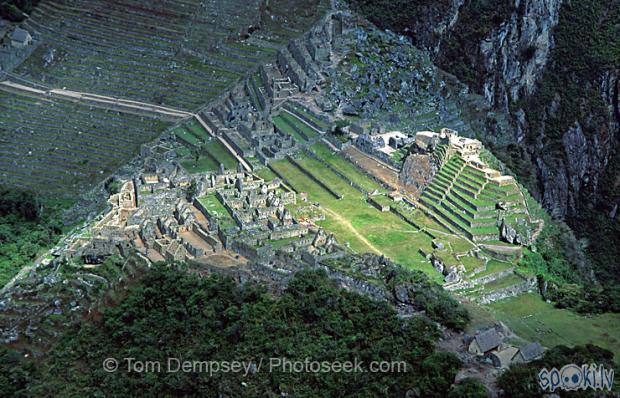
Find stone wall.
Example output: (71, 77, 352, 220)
(478, 278, 537, 304)
(303, 148, 367, 193)
(287, 155, 343, 199)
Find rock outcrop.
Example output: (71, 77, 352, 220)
(524, 72, 619, 218)
(479, 0, 562, 111)
(422, 0, 618, 220)
(399, 153, 435, 198)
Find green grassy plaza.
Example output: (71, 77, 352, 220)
(256, 151, 488, 282)
(486, 294, 620, 360)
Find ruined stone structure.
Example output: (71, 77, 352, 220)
(194, 170, 342, 263)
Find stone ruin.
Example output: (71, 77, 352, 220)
(195, 170, 343, 263)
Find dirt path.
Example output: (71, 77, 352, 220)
(0, 79, 193, 121)
(321, 206, 382, 255)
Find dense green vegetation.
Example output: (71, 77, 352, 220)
(514, 0, 620, 313)
(347, 0, 515, 91)
(570, 150, 620, 312)
(498, 344, 616, 397)
(447, 378, 488, 398)
(0, 186, 67, 287)
(0, 0, 39, 21)
(519, 0, 620, 149)
(0, 266, 470, 397)
(325, 254, 470, 330)
(346, 0, 438, 42)
(390, 268, 470, 330)
(545, 282, 620, 315)
(514, 174, 620, 314)
(435, 0, 515, 90)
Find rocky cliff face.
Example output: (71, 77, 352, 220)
(418, 0, 619, 220)
(404, 0, 465, 54)
(410, 0, 563, 113)
(479, 0, 562, 112)
(530, 71, 619, 217)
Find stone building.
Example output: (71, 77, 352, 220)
(512, 342, 545, 363)
(468, 329, 503, 355)
(10, 27, 32, 49)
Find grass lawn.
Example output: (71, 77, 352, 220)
(408, 210, 451, 234)
(294, 154, 361, 196)
(186, 121, 211, 141)
(175, 146, 191, 158)
(174, 126, 202, 147)
(310, 142, 385, 193)
(280, 111, 319, 139)
(436, 234, 475, 254)
(197, 194, 236, 229)
(471, 259, 514, 278)
(204, 138, 238, 170)
(268, 158, 441, 281)
(254, 167, 279, 182)
(459, 255, 486, 273)
(486, 293, 620, 360)
(268, 236, 299, 249)
(272, 115, 307, 142)
(480, 274, 525, 292)
(287, 104, 329, 130)
(181, 156, 219, 173)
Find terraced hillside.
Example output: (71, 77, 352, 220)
(0, 90, 167, 195)
(0, 0, 330, 196)
(175, 119, 240, 173)
(420, 155, 533, 243)
(14, 0, 329, 110)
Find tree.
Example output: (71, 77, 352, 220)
(185, 179, 198, 201)
(1, 267, 464, 397)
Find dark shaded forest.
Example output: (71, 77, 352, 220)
(0, 0, 39, 21)
(0, 186, 66, 286)
(0, 267, 487, 397)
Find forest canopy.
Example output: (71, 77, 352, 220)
(0, 267, 474, 397)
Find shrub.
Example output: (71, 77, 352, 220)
(448, 378, 488, 398)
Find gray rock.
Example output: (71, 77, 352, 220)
(444, 270, 461, 284)
(500, 220, 517, 244)
(431, 254, 445, 274)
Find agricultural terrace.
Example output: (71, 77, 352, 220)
(256, 149, 483, 282)
(175, 121, 239, 173)
(272, 115, 307, 143)
(310, 142, 385, 194)
(420, 155, 533, 242)
(284, 102, 330, 132)
(0, 91, 167, 196)
(2, 0, 329, 196)
(16, 0, 330, 110)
